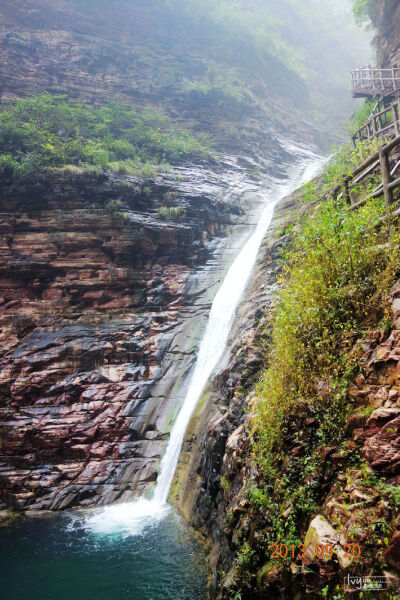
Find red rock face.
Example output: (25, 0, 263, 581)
(386, 530, 400, 570)
(348, 284, 400, 475)
(0, 170, 235, 510)
(297, 283, 400, 593)
(369, 0, 400, 67)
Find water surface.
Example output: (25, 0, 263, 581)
(0, 508, 206, 600)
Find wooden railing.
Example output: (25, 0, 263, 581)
(352, 98, 400, 146)
(334, 135, 400, 221)
(351, 66, 400, 98)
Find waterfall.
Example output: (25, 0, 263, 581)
(153, 203, 275, 502)
(85, 149, 325, 537)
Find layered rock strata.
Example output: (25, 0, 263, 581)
(0, 163, 263, 511)
(0, 0, 342, 155)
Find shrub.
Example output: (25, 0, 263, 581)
(353, 0, 374, 25)
(0, 93, 212, 184)
(181, 76, 249, 104)
(347, 99, 376, 133)
(157, 206, 186, 221)
(106, 199, 124, 211)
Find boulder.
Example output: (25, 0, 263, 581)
(302, 515, 350, 591)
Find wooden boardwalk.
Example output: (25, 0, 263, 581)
(351, 66, 400, 98)
(343, 67, 400, 220)
(352, 98, 400, 146)
(334, 135, 400, 222)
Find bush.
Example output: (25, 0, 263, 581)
(347, 99, 394, 135)
(157, 206, 186, 221)
(0, 93, 212, 183)
(181, 74, 249, 104)
(353, 0, 373, 25)
(347, 99, 376, 133)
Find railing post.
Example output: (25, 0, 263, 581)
(371, 116, 377, 138)
(394, 101, 400, 136)
(343, 178, 351, 205)
(377, 111, 383, 133)
(379, 146, 394, 223)
(398, 99, 400, 133)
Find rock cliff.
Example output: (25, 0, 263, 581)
(0, 0, 321, 512)
(0, 0, 365, 513)
(0, 162, 272, 510)
(368, 0, 400, 67)
(0, 0, 312, 157)
(0, 0, 372, 535)
(0, 0, 371, 152)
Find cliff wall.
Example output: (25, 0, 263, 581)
(0, 0, 311, 157)
(0, 0, 372, 521)
(0, 163, 271, 511)
(175, 10, 400, 599)
(0, 0, 372, 151)
(0, 0, 345, 513)
(369, 0, 400, 67)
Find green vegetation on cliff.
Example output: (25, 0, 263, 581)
(347, 99, 376, 132)
(0, 94, 211, 183)
(239, 141, 400, 595)
(353, 0, 374, 25)
(254, 144, 399, 470)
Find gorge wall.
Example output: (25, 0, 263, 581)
(0, 0, 371, 513)
(368, 0, 400, 67)
(173, 3, 400, 598)
(174, 184, 400, 598)
(0, 160, 276, 510)
(0, 0, 310, 159)
(0, 0, 371, 152)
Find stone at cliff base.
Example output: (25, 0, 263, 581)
(257, 562, 284, 590)
(385, 530, 400, 570)
(302, 515, 351, 590)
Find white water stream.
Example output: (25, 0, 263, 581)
(86, 147, 325, 537)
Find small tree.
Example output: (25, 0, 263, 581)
(353, 0, 373, 27)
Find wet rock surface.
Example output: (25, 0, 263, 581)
(0, 162, 266, 510)
(0, 1, 336, 158)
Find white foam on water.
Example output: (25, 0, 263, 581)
(85, 498, 170, 537)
